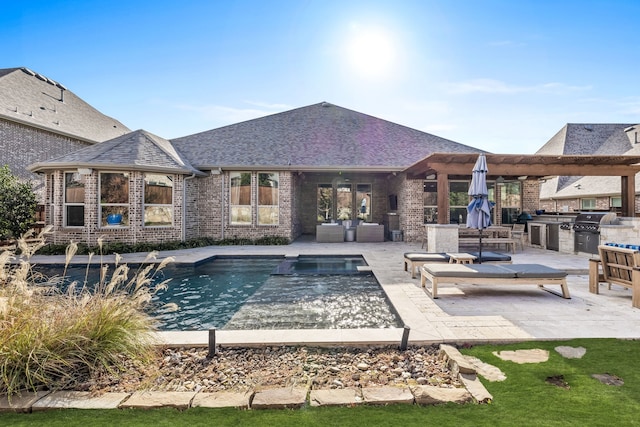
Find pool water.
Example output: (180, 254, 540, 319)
(36, 256, 401, 331)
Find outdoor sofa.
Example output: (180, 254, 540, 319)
(356, 223, 385, 242)
(420, 263, 570, 299)
(403, 251, 512, 279)
(316, 224, 345, 243)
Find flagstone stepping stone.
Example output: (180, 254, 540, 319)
(32, 391, 131, 410)
(119, 391, 196, 410)
(0, 391, 50, 413)
(411, 385, 472, 405)
(592, 374, 624, 386)
(463, 355, 507, 382)
(361, 387, 414, 405)
(492, 349, 549, 364)
(555, 346, 586, 359)
(191, 391, 252, 409)
(309, 389, 362, 407)
(251, 387, 308, 409)
(459, 373, 493, 403)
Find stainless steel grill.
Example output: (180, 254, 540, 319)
(573, 213, 617, 254)
(572, 213, 608, 233)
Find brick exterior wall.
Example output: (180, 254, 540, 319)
(47, 170, 183, 246)
(521, 180, 540, 215)
(0, 118, 91, 200)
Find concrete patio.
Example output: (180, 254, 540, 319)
(28, 236, 640, 347)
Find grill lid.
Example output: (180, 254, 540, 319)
(572, 212, 611, 232)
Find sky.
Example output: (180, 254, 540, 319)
(3, 0, 640, 154)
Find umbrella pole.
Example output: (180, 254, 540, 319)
(478, 229, 483, 263)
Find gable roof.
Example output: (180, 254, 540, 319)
(0, 67, 130, 142)
(537, 123, 637, 196)
(29, 129, 204, 176)
(171, 102, 483, 171)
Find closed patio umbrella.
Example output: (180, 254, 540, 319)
(466, 153, 492, 262)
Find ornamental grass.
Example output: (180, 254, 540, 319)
(0, 229, 175, 396)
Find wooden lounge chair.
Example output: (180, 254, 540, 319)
(403, 251, 512, 279)
(589, 244, 640, 308)
(420, 263, 570, 299)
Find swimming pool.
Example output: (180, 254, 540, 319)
(37, 255, 402, 331)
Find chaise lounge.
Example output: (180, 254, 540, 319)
(403, 251, 512, 278)
(420, 263, 570, 299)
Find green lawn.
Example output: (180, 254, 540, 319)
(3, 338, 639, 427)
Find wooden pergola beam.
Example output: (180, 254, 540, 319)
(404, 153, 640, 221)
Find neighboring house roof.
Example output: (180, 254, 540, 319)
(537, 123, 637, 198)
(171, 102, 483, 171)
(29, 129, 204, 176)
(0, 67, 130, 142)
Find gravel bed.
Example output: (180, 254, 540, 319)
(79, 345, 461, 394)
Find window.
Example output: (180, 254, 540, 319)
(336, 183, 352, 220)
(500, 181, 521, 224)
(144, 174, 173, 226)
(610, 196, 622, 208)
(356, 184, 371, 221)
(230, 172, 251, 225)
(581, 198, 596, 210)
(64, 172, 85, 227)
(449, 181, 469, 224)
(317, 184, 333, 222)
(100, 172, 129, 226)
(258, 172, 279, 225)
(423, 180, 438, 223)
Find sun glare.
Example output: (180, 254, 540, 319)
(346, 25, 397, 79)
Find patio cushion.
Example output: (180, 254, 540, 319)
(503, 264, 567, 279)
(467, 251, 512, 263)
(403, 252, 450, 262)
(421, 264, 516, 279)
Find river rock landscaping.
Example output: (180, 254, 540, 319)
(78, 345, 462, 394)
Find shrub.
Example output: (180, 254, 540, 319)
(0, 165, 37, 240)
(34, 235, 290, 255)
(0, 236, 176, 396)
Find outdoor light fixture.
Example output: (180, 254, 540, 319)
(517, 176, 528, 180)
(496, 176, 505, 185)
(425, 174, 436, 180)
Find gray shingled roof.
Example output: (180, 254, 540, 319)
(537, 123, 636, 195)
(29, 129, 204, 176)
(171, 102, 482, 170)
(0, 67, 130, 142)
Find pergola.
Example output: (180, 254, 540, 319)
(405, 153, 640, 222)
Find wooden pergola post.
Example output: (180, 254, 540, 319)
(437, 173, 449, 225)
(622, 174, 636, 217)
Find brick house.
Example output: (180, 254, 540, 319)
(10, 68, 640, 245)
(29, 102, 498, 245)
(0, 67, 130, 200)
(537, 123, 640, 214)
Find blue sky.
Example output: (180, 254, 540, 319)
(4, 0, 639, 153)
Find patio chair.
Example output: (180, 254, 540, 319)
(421, 225, 428, 249)
(511, 223, 526, 250)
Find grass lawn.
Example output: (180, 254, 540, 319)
(3, 338, 639, 427)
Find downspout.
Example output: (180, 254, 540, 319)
(220, 172, 225, 240)
(183, 173, 197, 242)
